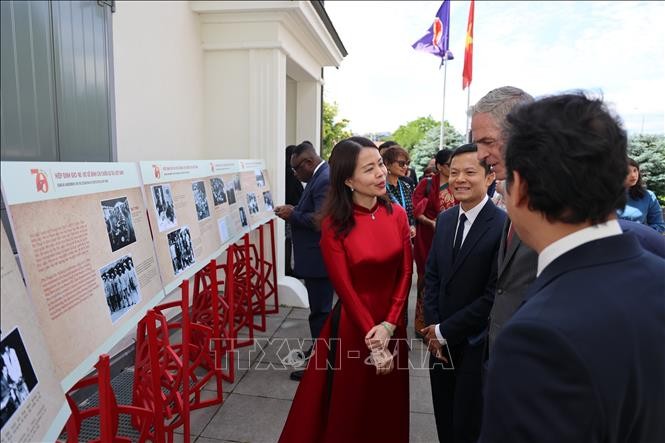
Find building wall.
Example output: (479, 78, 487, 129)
(112, 1, 205, 161)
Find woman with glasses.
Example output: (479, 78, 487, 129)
(383, 146, 417, 238)
(411, 149, 457, 338)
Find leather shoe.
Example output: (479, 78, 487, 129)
(289, 370, 305, 381)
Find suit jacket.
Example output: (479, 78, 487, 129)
(423, 200, 506, 346)
(289, 162, 330, 279)
(618, 218, 665, 258)
(480, 234, 665, 443)
(486, 220, 538, 354)
(487, 219, 665, 356)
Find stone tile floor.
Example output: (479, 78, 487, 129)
(181, 276, 438, 443)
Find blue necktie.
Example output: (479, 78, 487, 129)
(453, 213, 467, 259)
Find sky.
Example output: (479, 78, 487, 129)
(322, 1, 665, 137)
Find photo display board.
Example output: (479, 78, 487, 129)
(140, 160, 252, 293)
(209, 159, 253, 247)
(1, 223, 71, 443)
(0, 162, 165, 390)
(237, 159, 275, 228)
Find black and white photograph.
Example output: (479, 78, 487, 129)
(1, 327, 38, 431)
(247, 192, 259, 215)
(239, 207, 248, 228)
(217, 216, 230, 243)
(210, 178, 226, 206)
(99, 255, 141, 323)
(263, 191, 274, 211)
(101, 196, 136, 252)
(255, 169, 266, 187)
(152, 184, 177, 232)
(226, 183, 237, 205)
(167, 226, 196, 276)
(192, 181, 210, 221)
(233, 174, 241, 191)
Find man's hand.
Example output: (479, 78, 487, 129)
(420, 325, 449, 363)
(274, 205, 294, 220)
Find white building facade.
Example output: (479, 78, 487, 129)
(112, 1, 346, 302)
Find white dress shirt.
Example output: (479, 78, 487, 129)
(537, 219, 622, 276)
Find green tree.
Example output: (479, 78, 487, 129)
(411, 122, 464, 178)
(628, 134, 665, 204)
(322, 101, 352, 160)
(392, 116, 440, 153)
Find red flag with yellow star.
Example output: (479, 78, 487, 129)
(462, 0, 474, 90)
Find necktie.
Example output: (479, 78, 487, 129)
(506, 222, 515, 252)
(453, 213, 467, 259)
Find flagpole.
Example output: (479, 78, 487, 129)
(465, 86, 471, 142)
(440, 56, 448, 150)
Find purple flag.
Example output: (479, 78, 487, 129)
(412, 0, 454, 61)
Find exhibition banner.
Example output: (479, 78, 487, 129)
(0, 222, 71, 443)
(0, 161, 165, 390)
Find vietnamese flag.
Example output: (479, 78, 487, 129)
(462, 0, 474, 90)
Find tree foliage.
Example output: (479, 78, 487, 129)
(392, 116, 440, 153)
(411, 122, 464, 178)
(628, 134, 665, 204)
(322, 101, 352, 160)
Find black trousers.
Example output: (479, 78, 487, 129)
(303, 277, 334, 340)
(429, 341, 484, 443)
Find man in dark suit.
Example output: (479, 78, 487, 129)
(479, 93, 665, 442)
(274, 141, 332, 381)
(284, 144, 304, 276)
(474, 87, 665, 362)
(422, 144, 506, 443)
(471, 86, 537, 358)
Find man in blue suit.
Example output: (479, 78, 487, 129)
(275, 141, 332, 381)
(422, 143, 506, 443)
(479, 93, 665, 442)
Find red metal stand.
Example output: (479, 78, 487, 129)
(132, 281, 191, 443)
(231, 234, 255, 347)
(192, 257, 236, 383)
(63, 354, 155, 442)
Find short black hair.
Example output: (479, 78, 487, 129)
(292, 140, 316, 158)
(434, 148, 453, 166)
(505, 92, 627, 224)
(450, 143, 491, 174)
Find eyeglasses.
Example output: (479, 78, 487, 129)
(291, 158, 308, 173)
(396, 160, 410, 168)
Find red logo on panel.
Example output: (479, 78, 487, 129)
(152, 165, 161, 179)
(30, 169, 49, 193)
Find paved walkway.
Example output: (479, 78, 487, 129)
(177, 275, 438, 443)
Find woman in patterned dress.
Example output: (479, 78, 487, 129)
(412, 148, 457, 337)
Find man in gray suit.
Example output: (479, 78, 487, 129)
(470, 86, 537, 356)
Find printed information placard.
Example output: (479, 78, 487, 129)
(1, 223, 71, 443)
(237, 159, 276, 228)
(209, 160, 252, 247)
(140, 160, 252, 293)
(0, 162, 165, 390)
